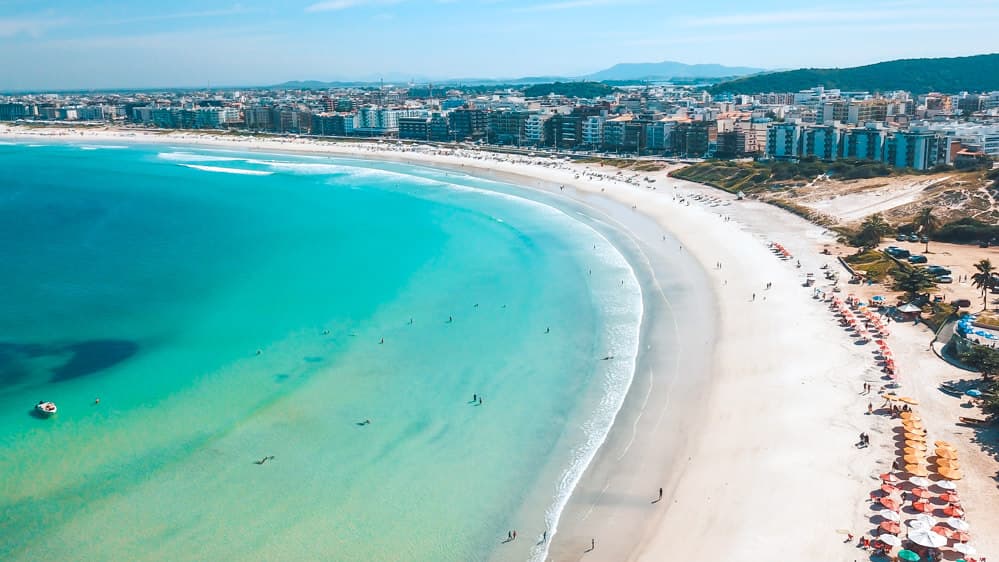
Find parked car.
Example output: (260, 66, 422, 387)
(937, 276, 953, 283)
(908, 254, 928, 264)
(896, 234, 907, 241)
(926, 266, 952, 276)
(886, 247, 911, 259)
(908, 234, 920, 242)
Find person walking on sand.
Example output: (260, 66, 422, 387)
(591, 538, 595, 551)
(658, 487, 663, 501)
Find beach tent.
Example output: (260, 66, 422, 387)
(898, 303, 922, 313)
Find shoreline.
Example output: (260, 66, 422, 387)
(2, 125, 976, 560)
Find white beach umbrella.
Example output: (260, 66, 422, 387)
(954, 543, 977, 555)
(908, 528, 947, 548)
(936, 480, 957, 490)
(908, 514, 936, 530)
(879, 534, 902, 547)
(909, 476, 931, 488)
(946, 517, 970, 531)
(876, 509, 901, 522)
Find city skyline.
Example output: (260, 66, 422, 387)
(2, 0, 999, 90)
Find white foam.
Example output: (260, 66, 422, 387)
(158, 151, 244, 163)
(78, 145, 128, 150)
(180, 164, 273, 176)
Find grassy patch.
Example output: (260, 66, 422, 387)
(844, 250, 896, 281)
(974, 312, 999, 330)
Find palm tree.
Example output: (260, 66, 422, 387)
(914, 207, 940, 253)
(856, 213, 892, 250)
(893, 266, 937, 302)
(971, 259, 996, 310)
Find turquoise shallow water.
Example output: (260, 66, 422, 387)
(0, 142, 641, 561)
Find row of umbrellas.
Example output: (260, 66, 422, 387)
(769, 241, 792, 260)
(874, 407, 978, 559)
(831, 298, 876, 344)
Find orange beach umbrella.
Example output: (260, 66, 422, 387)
(898, 397, 920, 405)
(935, 448, 958, 459)
(905, 440, 928, 450)
(900, 411, 920, 421)
(939, 468, 964, 481)
(905, 464, 930, 476)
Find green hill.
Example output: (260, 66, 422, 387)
(710, 53, 999, 94)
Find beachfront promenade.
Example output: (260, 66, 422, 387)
(2, 125, 995, 561)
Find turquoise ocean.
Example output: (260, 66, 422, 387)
(0, 141, 641, 561)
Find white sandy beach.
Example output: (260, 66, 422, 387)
(3, 125, 996, 561)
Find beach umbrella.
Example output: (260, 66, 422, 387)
(903, 454, 926, 465)
(881, 483, 899, 494)
(934, 440, 952, 448)
(954, 543, 977, 556)
(935, 448, 959, 459)
(936, 459, 961, 470)
(905, 432, 927, 441)
(932, 525, 955, 539)
(880, 472, 899, 483)
(908, 528, 947, 548)
(879, 534, 902, 547)
(951, 530, 972, 542)
(909, 476, 931, 488)
(903, 418, 924, 427)
(905, 440, 928, 450)
(876, 509, 901, 522)
(943, 505, 966, 518)
(939, 492, 960, 503)
(966, 389, 982, 397)
(904, 447, 926, 456)
(939, 468, 964, 481)
(911, 488, 933, 499)
(898, 396, 920, 405)
(901, 412, 921, 420)
(936, 480, 957, 490)
(905, 464, 930, 477)
(897, 550, 920, 561)
(879, 520, 901, 534)
(946, 517, 970, 531)
(912, 500, 933, 513)
(879, 497, 901, 511)
(911, 513, 936, 528)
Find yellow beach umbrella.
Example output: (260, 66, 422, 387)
(903, 454, 926, 464)
(904, 446, 926, 455)
(905, 432, 927, 441)
(935, 448, 959, 459)
(905, 440, 928, 450)
(934, 440, 952, 448)
(905, 464, 930, 476)
(939, 467, 964, 480)
(936, 458, 961, 469)
(900, 412, 921, 421)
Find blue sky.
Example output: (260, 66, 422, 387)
(1, 0, 997, 90)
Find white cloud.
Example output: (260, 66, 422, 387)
(0, 15, 68, 38)
(514, 0, 627, 12)
(305, 0, 401, 12)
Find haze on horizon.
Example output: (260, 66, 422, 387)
(2, 0, 998, 90)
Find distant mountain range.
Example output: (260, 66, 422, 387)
(270, 60, 764, 89)
(711, 53, 999, 94)
(583, 61, 763, 81)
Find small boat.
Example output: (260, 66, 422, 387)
(35, 401, 57, 417)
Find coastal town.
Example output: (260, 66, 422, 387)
(2, 81, 999, 170)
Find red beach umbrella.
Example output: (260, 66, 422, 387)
(879, 497, 901, 511)
(881, 483, 899, 494)
(912, 500, 933, 513)
(939, 492, 959, 503)
(952, 530, 971, 542)
(911, 488, 933, 499)
(880, 472, 899, 483)
(879, 520, 901, 534)
(932, 525, 955, 539)
(943, 505, 965, 518)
